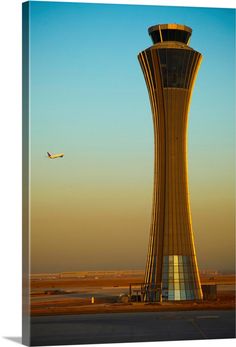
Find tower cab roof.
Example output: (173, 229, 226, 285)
(148, 24, 192, 45)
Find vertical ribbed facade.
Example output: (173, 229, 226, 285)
(138, 24, 203, 301)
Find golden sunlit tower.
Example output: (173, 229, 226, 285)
(138, 24, 203, 301)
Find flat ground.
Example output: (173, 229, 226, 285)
(30, 271, 235, 316)
(30, 310, 235, 346)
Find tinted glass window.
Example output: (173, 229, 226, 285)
(161, 29, 190, 44)
(149, 30, 161, 44)
(158, 48, 195, 88)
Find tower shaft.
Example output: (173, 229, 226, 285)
(138, 24, 203, 301)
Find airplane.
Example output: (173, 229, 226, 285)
(47, 152, 64, 159)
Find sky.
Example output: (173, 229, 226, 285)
(27, 1, 235, 273)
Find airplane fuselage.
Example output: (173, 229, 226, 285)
(47, 153, 64, 159)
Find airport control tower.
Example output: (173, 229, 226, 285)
(138, 24, 203, 301)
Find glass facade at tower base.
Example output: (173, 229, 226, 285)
(142, 255, 202, 302)
(161, 255, 202, 301)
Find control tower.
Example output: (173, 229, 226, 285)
(138, 24, 203, 301)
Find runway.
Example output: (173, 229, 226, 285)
(30, 310, 235, 345)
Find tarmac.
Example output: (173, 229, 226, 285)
(30, 309, 235, 346)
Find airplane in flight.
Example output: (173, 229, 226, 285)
(47, 152, 64, 159)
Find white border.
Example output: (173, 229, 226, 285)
(0, 1, 235, 346)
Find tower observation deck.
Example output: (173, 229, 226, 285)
(138, 24, 203, 301)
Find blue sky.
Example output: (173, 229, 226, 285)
(28, 1, 235, 273)
(30, 2, 235, 163)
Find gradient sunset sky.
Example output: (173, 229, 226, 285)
(28, 1, 235, 273)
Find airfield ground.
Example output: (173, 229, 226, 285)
(30, 270, 235, 316)
(30, 310, 235, 345)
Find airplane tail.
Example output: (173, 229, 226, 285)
(47, 152, 52, 157)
